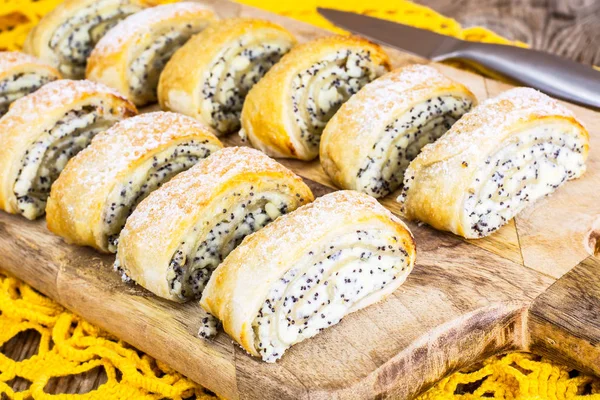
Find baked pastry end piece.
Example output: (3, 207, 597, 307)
(399, 87, 588, 239)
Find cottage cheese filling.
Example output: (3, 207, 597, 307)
(291, 49, 382, 154)
(166, 191, 295, 301)
(49, 0, 143, 78)
(0, 73, 58, 116)
(201, 38, 291, 133)
(13, 105, 124, 219)
(357, 96, 473, 197)
(253, 229, 410, 362)
(102, 140, 218, 253)
(461, 125, 587, 237)
(129, 24, 204, 104)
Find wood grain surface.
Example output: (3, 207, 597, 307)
(2, 0, 600, 398)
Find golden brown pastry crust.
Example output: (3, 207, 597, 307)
(399, 87, 589, 239)
(0, 79, 137, 217)
(201, 190, 416, 359)
(46, 112, 223, 252)
(320, 65, 477, 197)
(24, 0, 149, 79)
(0, 51, 61, 82)
(240, 35, 391, 160)
(117, 147, 314, 302)
(158, 18, 297, 135)
(86, 2, 217, 106)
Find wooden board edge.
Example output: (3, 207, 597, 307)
(528, 256, 600, 377)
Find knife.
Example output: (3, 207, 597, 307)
(317, 7, 600, 109)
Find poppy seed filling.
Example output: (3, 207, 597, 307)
(129, 23, 204, 103)
(357, 96, 473, 198)
(202, 39, 291, 134)
(49, 0, 143, 78)
(166, 189, 301, 301)
(252, 230, 409, 362)
(103, 140, 219, 253)
(399, 125, 587, 237)
(291, 49, 379, 153)
(0, 72, 58, 116)
(14, 105, 124, 219)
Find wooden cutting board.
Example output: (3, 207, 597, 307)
(1, 1, 599, 399)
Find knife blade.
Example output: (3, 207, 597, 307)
(317, 7, 600, 109)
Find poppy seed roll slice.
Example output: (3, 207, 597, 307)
(201, 190, 416, 362)
(399, 87, 589, 239)
(0, 79, 137, 220)
(239, 35, 391, 160)
(46, 112, 223, 253)
(159, 18, 296, 136)
(320, 65, 476, 198)
(116, 147, 314, 302)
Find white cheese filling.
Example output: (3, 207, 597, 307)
(102, 140, 219, 253)
(129, 23, 205, 104)
(253, 229, 410, 362)
(13, 106, 124, 219)
(0, 72, 58, 115)
(49, 0, 143, 78)
(463, 125, 587, 237)
(165, 191, 299, 301)
(290, 49, 382, 154)
(201, 38, 291, 134)
(357, 96, 472, 198)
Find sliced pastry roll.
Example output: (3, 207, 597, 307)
(159, 18, 297, 135)
(0, 52, 62, 117)
(320, 65, 477, 198)
(0, 79, 137, 220)
(86, 2, 216, 106)
(116, 147, 314, 302)
(201, 190, 416, 362)
(46, 112, 223, 253)
(23, 0, 148, 79)
(399, 87, 589, 239)
(239, 35, 391, 160)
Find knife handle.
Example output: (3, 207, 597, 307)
(441, 42, 600, 109)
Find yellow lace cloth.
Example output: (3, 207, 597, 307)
(0, 1, 599, 399)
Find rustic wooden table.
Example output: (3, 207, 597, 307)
(4, 0, 599, 397)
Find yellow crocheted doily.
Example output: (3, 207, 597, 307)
(0, 1, 599, 399)
(2, 272, 600, 399)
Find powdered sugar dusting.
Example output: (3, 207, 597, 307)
(0, 51, 59, 75)
(0, 79, 132, 129)
(73, 111, 221, 191)
(91, 2, 215, 56)
(123, 147, 306, 241)
(337, 64, 473, 135)
(230, 190, 411, 265)
(414, 87, 584, 167)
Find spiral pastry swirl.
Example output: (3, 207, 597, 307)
(240, 35, 391, 160)
(321, 65, 476, 198)
(46, 112, 223, 253)
(116, 147, 314, 302)
(399, 88, 589, 239)
(24, 0, 147, 79)
(0, 80, 137, 220)
(159, 18, 297, 136)
(201, 191, 416, 362)
(0, 52, 62, 117)
(86, 3, 216, 106)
